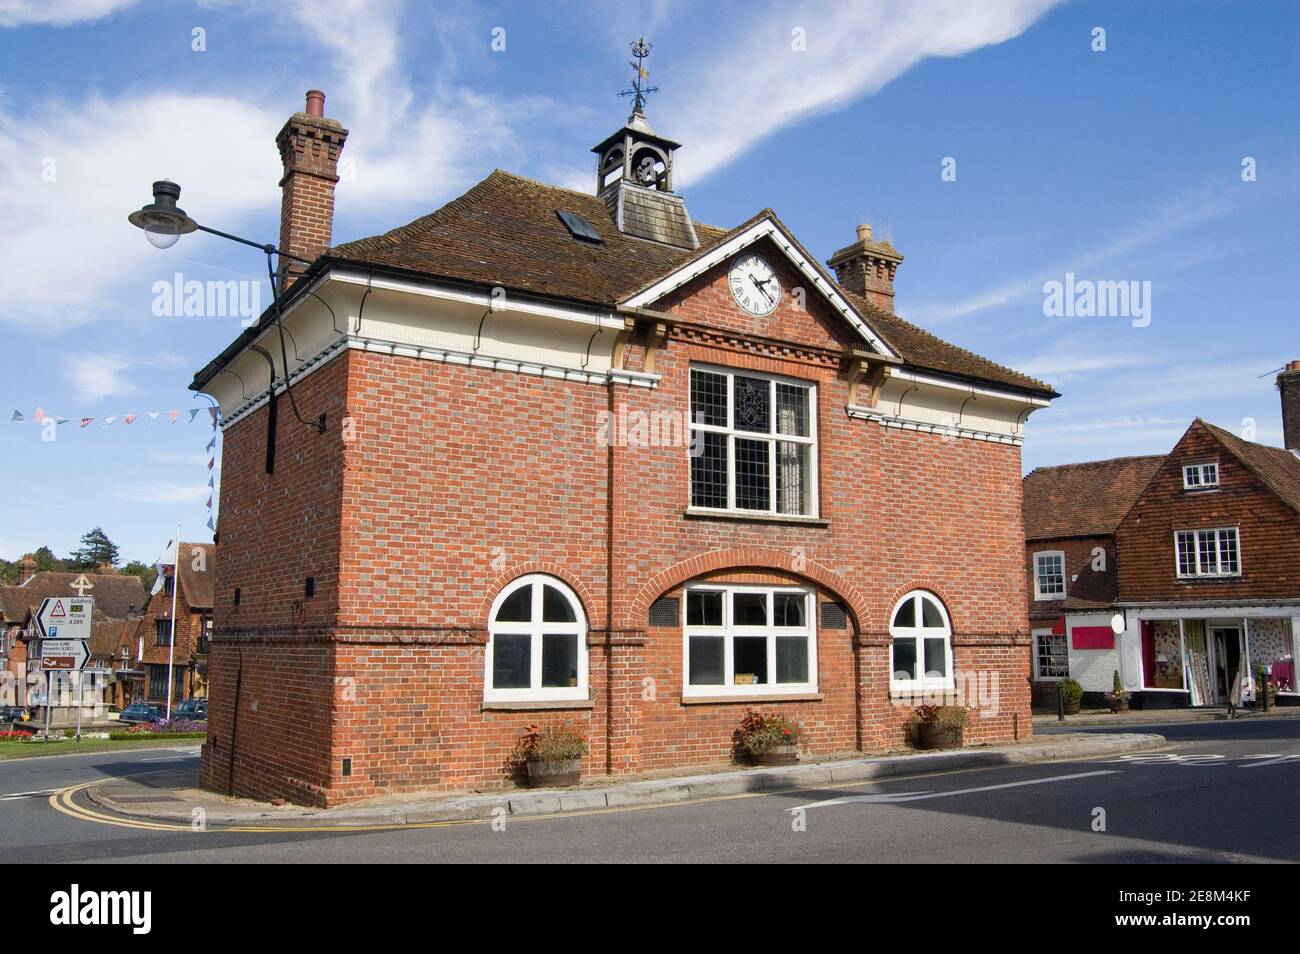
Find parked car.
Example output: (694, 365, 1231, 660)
(119, 703, 163, 725)
(174, 699, 208, 719)
(0, 705, 32, 725)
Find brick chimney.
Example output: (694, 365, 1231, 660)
(97, 561, 116, 575)
(827, 223, 904, 312)
(1278, 360, 1300, 452)
(276, 90, 349, 286)
(18, 554, 36, 585)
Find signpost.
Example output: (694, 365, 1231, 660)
(34, 596, 93, 740)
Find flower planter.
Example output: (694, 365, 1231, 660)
(525, 757, 581, 788)
(1108, 697, 1130, 713)
(1063, 698, 1081, 715)
(914, 723, 964, 750)
(751, 744, 799, 766)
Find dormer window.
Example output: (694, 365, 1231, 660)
(1182, 461, 1219, 490)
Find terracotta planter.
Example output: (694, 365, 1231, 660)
(915, 723, 964, 750)
(751, 744, 799, 766)
(525, 757, 581, 788)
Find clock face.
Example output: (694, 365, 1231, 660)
(729, 253, 781, 317)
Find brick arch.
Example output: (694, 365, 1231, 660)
(628, 548, 871, 632)
(477, 562, 599, 627)
(883, 579, 959, 632)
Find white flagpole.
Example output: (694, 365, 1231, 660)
(166, 524, 180, 720)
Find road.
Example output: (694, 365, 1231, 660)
(3, 718, 1298, 863)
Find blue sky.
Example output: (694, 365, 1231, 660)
(0, 0, 1296, 563)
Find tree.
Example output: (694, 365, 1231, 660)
(32, 546, 63, 572)
(68, 527, 120, 571)
(120, 560, 158, 592)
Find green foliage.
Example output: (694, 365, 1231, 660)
(1112, 670, 1124, 694)
(68, 527, 120, 571)
(1059, 678, 1084, 702)
(120, 560, 158, 592)
(732, 708, 803, 755)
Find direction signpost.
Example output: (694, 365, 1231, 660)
(34, 596, 93, 740)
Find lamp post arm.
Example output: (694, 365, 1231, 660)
(193, 223, 315, 266)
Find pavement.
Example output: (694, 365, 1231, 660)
(79, 730, 1165, 829)
(1033, 703, 1300, 727)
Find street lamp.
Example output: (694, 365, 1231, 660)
(127, 179, 327, 465)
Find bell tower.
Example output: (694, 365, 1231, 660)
(590, 38, 697, 249)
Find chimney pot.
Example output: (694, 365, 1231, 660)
(276, 91, 348, 286)
(828, 224, 904, 312)
(1278, 360, 1300, 452)
(856, 223, 872, 242)
(305, 89, 326, 118)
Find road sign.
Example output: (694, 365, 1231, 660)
(35, 596, 92, 640)
(40, 638, 90, 671)
(69, 574, 94, 597)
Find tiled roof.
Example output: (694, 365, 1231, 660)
(1023, 455, 1166, 540)
(327, 169, 1055, 396)
(1201, 420, 1300, 515)
(0, 572, 147, 625)
(175, 542, 215, 610)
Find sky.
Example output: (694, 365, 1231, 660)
(0, 0, 1296, 564)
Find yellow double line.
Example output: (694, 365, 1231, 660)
(49, 781, 471, 834)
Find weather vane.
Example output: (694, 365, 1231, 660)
(619, 37, 659, 114)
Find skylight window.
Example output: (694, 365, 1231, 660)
(556, 209, 603, 243)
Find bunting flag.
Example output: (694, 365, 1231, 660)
(188, 408, 201, 423)
(169, 409, 180, 423)
(148, 412, 160, 425)
(206, 515, 216, 531)
(11, 411, 23, 423)
(80, 418, 93, 428)
(8, 407, 208, 428)
(103, 415, 118, 426)
(122, 414, 138, 425)
(206, 436, 216, 452)
(33, 407, 46, 423)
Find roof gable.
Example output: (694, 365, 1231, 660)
(1193, 420, 1300, 515)
(619, 211, 900, 360)
(0, 572, 147, 625)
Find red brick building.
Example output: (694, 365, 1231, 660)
(126, 542, 215, 709)
(192, 91, 1057, 805)
(1024, 370, 1300, 709)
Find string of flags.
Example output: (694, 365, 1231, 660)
(12, 405, 221, 532)
(10, 406, 216, 427)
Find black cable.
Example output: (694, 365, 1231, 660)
(266, 251, 325, 433)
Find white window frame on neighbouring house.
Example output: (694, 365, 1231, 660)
(1182, 461, 1220, 490)
(484, 574, 588, 703)
(1033, 628, 1069, 680)
(681, 584, 817, 698)
(889, 590, 955, 693)
(1175, 527, 1242, 578)
(1033, 550, 1066, 600)
(687, 365, 819, 518)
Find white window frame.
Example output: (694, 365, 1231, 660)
(681, 584, 818, 698)
(1174, 527, 1242, 579)
(1033, 550, 1066, 601)
(1032, 628, 1069, 680)
(687, 364, 819, 518)
(889, 589, 955, 692)
(1182, 460, 1220, 490)
(484, 574, 588, 703)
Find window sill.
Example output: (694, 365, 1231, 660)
(1175, 575, 1243, 582)
(681, 691, 823, 705)
(481, 698, 594, 712)
(683, 508, 829, 527)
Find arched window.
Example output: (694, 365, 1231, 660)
(889, 590, 953, 690)
(485, 575, 587, 703)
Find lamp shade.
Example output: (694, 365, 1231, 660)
(128, 180, 198, 248)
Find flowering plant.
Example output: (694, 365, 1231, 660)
(732, 708, 802, 756)
(913, 704, 968, 727)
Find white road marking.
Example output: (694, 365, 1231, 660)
(0, 788, 59, 800)
(1239, 754, 1300, 768)
(791, 770, 1120, 812)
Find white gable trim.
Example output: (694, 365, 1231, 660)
(618, 218, 900, 360)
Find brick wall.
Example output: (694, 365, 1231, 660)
(1116, 422, 1300, 602)
(202, 243, 1034, 804)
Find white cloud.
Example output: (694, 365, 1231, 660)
(65, 351, 188, 402)
(665, 0, 1063, 186)
(68, 355, 132, 402)
(0, 0, 139, 28)
(1014, 337, 1159, 386)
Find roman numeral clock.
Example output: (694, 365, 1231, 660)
(729, 252, 781, 317)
